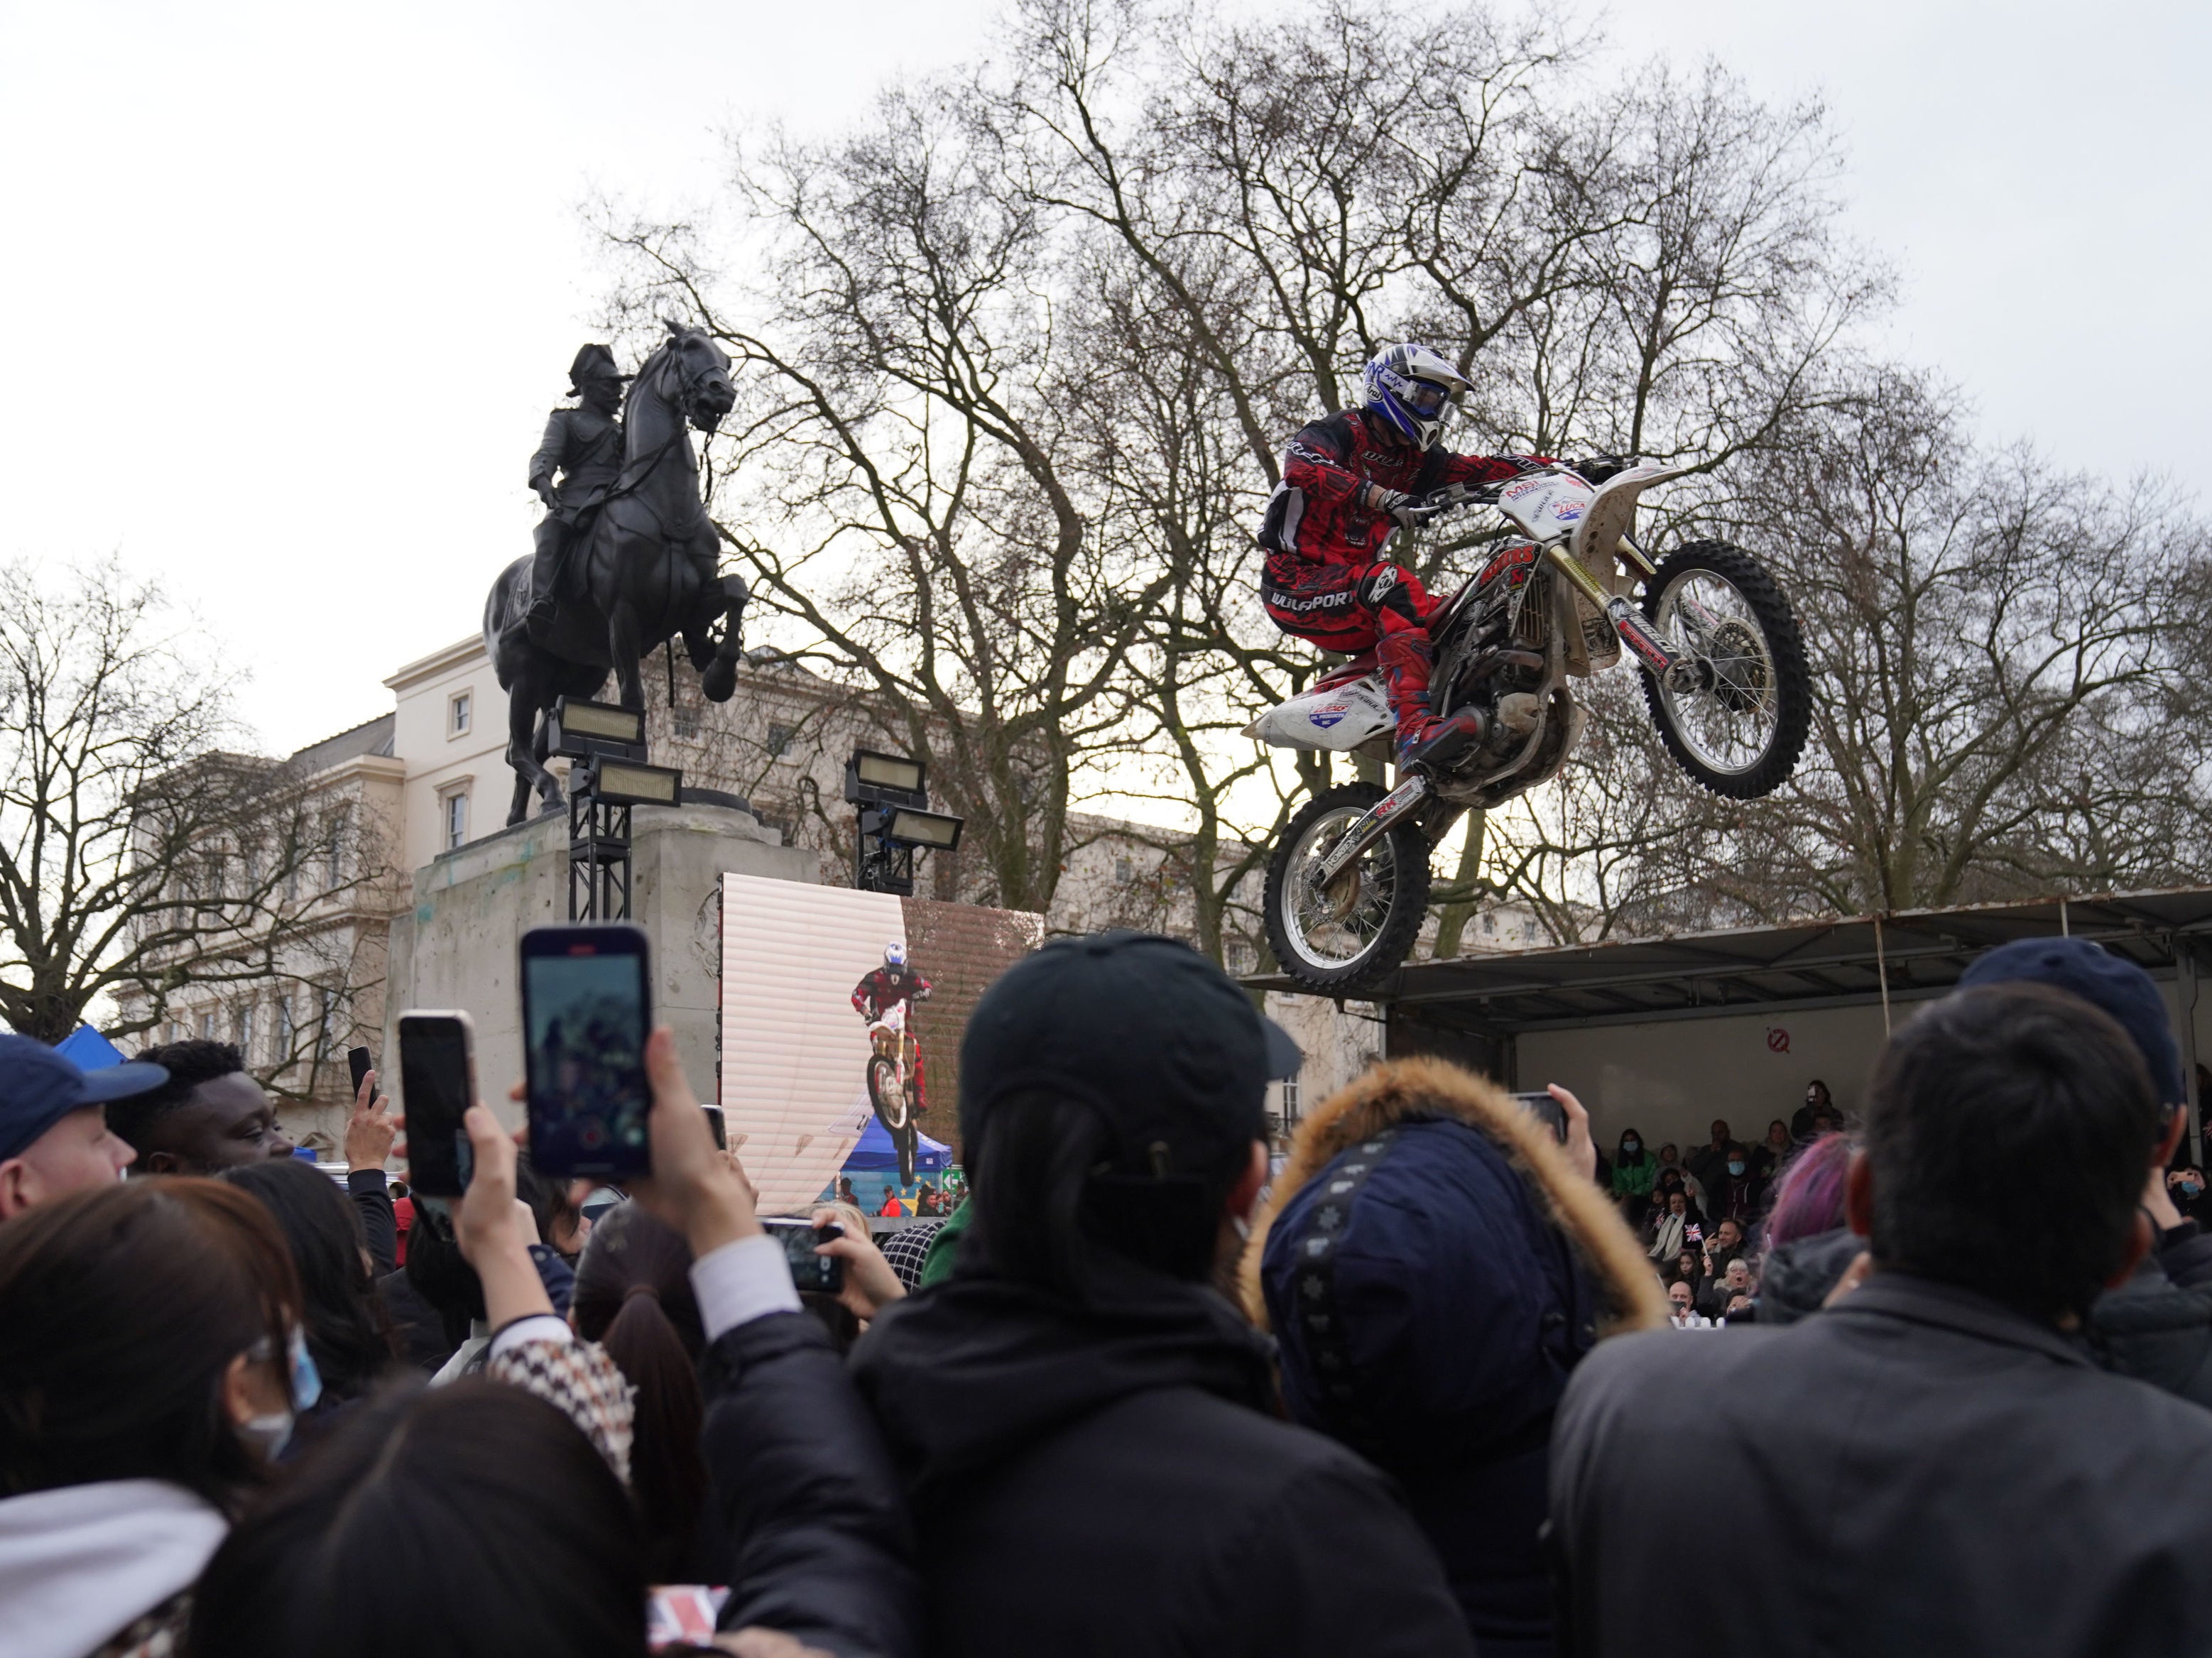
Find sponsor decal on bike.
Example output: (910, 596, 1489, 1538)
(1478, 543, 1537, 587)
(1617, 615, 1673, 671)
(1552, 499, 1585, 522)
(1309, 701, 1351, 730)
(1501, 474, 1549, 502)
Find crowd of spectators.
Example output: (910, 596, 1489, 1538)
(4, 926, 2212, 1656)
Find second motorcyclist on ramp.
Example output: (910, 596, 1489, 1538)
(1256, 342, 1554, 771)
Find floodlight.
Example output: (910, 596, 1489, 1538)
(549, 698, 648, 761)
(586, 758, 682, 807)
(844, 748, 929, 809)
(884, 807, 963, 851)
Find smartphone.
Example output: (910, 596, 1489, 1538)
(763, 1217, 844, 1294)
(521, 924, 653, 1180)
(702, 1104, 727, 1151)
(347, 1045, 378, 1106)
(1512, 1089, 1569, 1145)
(397, 1012, 476, 1197)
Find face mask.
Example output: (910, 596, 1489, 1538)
(1622, 1140, 1640, 1155)
(238, 1326, 322, 1461)
(1728, 1160, 1745, 1176)
(2183, 1181, 2203, 1199)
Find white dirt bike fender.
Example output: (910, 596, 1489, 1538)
(1243, 675, 1393, 751)
(1569, 463, 1691, 589)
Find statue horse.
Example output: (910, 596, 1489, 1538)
(484, 321, 748, 825)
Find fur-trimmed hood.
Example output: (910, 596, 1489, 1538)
(1240, 1055, 1667, 1335)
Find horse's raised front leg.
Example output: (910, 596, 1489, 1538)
(697, 574, 748, 704)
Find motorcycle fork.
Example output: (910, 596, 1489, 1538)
(1540, 544, 1692, 687)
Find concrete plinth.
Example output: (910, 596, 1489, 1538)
(385, 802, 814, 1125)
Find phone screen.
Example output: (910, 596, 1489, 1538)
(702, 1104, 727, 1151)
(523, 927, 652, 1179)
(763, 1218, 844, 1294)
(1511, 1089, 1570, 1145)
(398, 1015, 474, 1196)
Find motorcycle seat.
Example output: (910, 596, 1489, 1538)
(1314, 651, 1379, 690)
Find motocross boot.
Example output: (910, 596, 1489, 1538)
(1397, 709, 1489, 772)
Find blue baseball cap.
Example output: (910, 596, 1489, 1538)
(0, 1034, 170, 1162)
(1958, 937, 2185, 1107)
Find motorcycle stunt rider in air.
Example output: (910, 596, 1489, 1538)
(1258, 342, 1557, 770)
(854, 943, 932, 1113)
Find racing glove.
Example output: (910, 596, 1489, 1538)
(1361, 483, 1422, 532)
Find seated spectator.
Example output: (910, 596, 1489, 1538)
(1610, 1128, 1657, 1223)
(1685, 1119, 1744, 1202)
(851, 931, 1476, 1657)
(112, 1040, 295, 1174)
(876, 1188, 906, 1218)
(219, 1157, 403, 1439)
(1252, 1061, 1665, 1655)
(1552, 983, 2212, 1655)
(2169, 1165, 2208, 1222)
(1699, 1216, 1748, 1279)
(1753, 1118, 1793, 1181)
(1665, 1280, 1711, 1328)
(1696, 1255, 1755, 1320)
(1711, 1150, 1767, 1226)
(1646, 1189, 1693, 1262)
(1671, 1247, 1705, 1299)
(0, 1034, 156, 1221)
(1791, 1079, 1834, 1142)
(1652, 1155, 1707, 1218)
(0, 1178, 309, 1655)
(190, 1032, 919, 1658)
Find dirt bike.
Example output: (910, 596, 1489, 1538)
(863, 1000, 925, 1187)
(1251, 462, 1810, 993)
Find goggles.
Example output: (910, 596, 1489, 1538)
(1402, 379, 1453, 418)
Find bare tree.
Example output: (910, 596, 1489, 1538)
(0, 558, 384, 1049)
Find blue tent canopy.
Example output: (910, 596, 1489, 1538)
(55, 1025, 125, 1071)
(841, 1116, 952, 1173)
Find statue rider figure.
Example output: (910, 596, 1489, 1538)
(525, 344, 628, 639)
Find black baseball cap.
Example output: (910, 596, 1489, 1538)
(0, 1034, 170, 1162)
(960, 931, 1302, 1180)
(1958, 937, 2184, 1106)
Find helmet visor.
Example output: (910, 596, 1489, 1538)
(1403, 379, 1453, 419)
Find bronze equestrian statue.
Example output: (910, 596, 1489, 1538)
(484, 322, 748, 826)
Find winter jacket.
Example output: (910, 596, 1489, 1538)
(1552, 1272, 2212, 1657)
(1256, 408, 1531, 575)
(0, 1478, 226, 1658)
(701, 1311, 918, 1658)
(850, 1250, 1471, 1658)
(1244, 1058, 1666, 1658)
(1609, 1152, 1657, 1201)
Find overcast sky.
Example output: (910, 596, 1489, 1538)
(4, 0, 2206, 756)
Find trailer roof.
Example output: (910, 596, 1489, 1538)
(1248, 886, 2212, 1037)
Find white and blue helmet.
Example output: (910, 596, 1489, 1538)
(885, 942, 908, 970)
(1361, 342, 1471, 451)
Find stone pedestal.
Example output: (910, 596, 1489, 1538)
(385, 802, 814, 1125)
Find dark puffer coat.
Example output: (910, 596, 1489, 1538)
(1244, 1058, 1667, 1658)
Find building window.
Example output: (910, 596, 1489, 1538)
(236, 1004, 255, 1061)
(450, 692, 472, 737)
(274, 996, 295, 1062)
(443, 790, 470, 851)
(767, 723, 795, 758)
(198, 1010, 217, 1042)
(323, 808, 349, 891)
(1114, 856, 1133, 886)
(672, 707, 701, 741)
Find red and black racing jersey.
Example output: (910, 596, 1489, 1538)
(1255, 408, 1537, 571)
(852, 965, 932, 1021)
